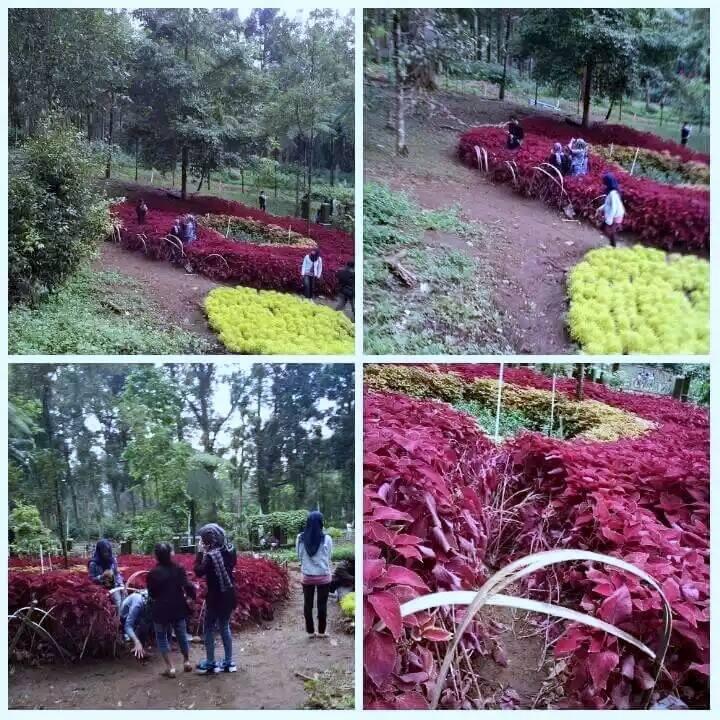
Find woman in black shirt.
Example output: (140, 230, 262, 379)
(146, 542, 196, 678)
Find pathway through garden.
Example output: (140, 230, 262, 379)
(365, 78, 620, 353)
(9, 568, 354, 710)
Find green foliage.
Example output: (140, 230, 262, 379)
(247, 510, 308, 544)
(453, 401, 540, 438)
(325, 526, 345, 540)
(123, 510, 178, 553)
(9, 502, 58, 555)
(339, 591, 355, 618)
(9, 116, 112, 304)
(8, 270, 211, 355)
(303, 668, 354, 710)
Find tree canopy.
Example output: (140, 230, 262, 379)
(9, 8, 354, 198)
(8, 363, 354, 556)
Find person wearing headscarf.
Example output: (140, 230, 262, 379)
(194, 523, 238, 674)
(506, 115, 524, 150)
(147, 542, 196, 677)
(601, 172, 625, 247)
(569, 138, 590, 176)
(88, 539, 125, 610)
(296, 511, 334, 637)
(548, 142, 571, 176)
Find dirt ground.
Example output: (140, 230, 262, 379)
(9, 569, 354, 710)
(364, 78, 616, 353)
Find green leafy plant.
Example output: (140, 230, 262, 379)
(9, 502, 58, 555)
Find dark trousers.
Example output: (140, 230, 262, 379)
(303, 275, 316, 299)
(603, 222, 621, 247)
(335, 290, 354, 314)
(302, 583, 331, 634)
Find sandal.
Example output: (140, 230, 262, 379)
(184, 661, 193, 673)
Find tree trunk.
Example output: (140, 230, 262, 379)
(619, 94, 623, 121)
(498, 13, 512, 101)
(196, 167, 205, 193)
(605, 98, 615, 121)
(581, 59, 594, 127)
(181, 145, 189, 199)
(307, 125, 314, 233)
(105, 92, 115, 179)
(393, 12, 408, 156)
(134, 138, 139, 182)
(495, 11, 502, 63)
(294, 164, 301, 216)
(485, 14, 492, 62)
(644, 79, 651, 112)
(575, 363, 585, 401)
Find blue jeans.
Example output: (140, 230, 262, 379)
(204, 607, 232, 664)
(154, 619, 190, 657)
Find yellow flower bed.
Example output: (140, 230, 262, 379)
(205, 287, 354, 355)
(199, 214, 317, 248)
(339, 592, 355, 618)
(567, 246, 709, 355)
(365, 364, 653, 442)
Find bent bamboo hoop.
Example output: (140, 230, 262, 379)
(205, 253, 231, 271)
(136, 233, 148, 255)
(164, 234, 184, 257)
(126, 570, 148, 592)
(397, 549, 672, 711)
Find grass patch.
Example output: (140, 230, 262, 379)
(364, 182, 510, 354)
(453, 400, 545, 439)
(9, 269, 212, 354)
(303, 668, 354, 710)
(261, 542, 354, 565)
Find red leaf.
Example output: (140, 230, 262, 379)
(422, 626, 452, 642)
(368, 591, 403, 639)
(598, 585, 632, 625)
(588, 650, 619, 691)
(364, 630, 397, 688)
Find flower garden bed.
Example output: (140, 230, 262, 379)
(9, 553, 289, 663)
(567, 246, 709, 355)
(205, 287, 354, 354)
(364, 364, 709, 710)
(112, 188, 353, 296)
(197, 214, 318, 249)
(457, 121, 709, 252)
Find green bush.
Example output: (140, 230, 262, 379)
(123, 510, 177, 554)
(9, 502, 58, 555)
(9, 115, 112, 305)
(246, 510, 308, 544)
(325, 526, 345, 540)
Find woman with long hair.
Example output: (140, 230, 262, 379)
(601, 172, 625, 247)
(146, 542, 196, 678)
(194, 523, 238, 674)
(296, 511, 334, 638)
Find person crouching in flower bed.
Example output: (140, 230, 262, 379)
(301, 250, 323, 299)
(120, 589, 153, 660)
(297, 511, 334, 638)
(600, 172, 625, 248)
(88, 539, 125, 611)
(147, 542, 196, 678)
(194, 523, 238, 674)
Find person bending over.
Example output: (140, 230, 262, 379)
(120, 589, 153, 659)
(88, 539, 125, 611)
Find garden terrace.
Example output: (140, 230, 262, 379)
(364, 365, 709, 709)
(112, 188, 353, 296)
(197, 214, 318, 249)
(9, 553, 289, 664)
(457, 126, 709, 253)
(365, 364, 654, 441)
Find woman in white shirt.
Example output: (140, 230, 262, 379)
(301, 250, 323, 299)
(296, 511, 333, 637)
(601, 172, 625, 247)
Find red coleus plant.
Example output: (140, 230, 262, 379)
(112, 188, 352, 295)
(364, 366, 709, 709)
(457, 127, 709, 252)
(521, 115, 709, 165)
(9, 553, 289, 663)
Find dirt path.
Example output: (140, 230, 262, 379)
(9, 569, 354, 710)
(364, 79, 610, 353)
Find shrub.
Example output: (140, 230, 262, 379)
(205, 287, 354, 355)
(339, 592, 355, 618)
(325, 526, 345, 539)
(9, 502, 57, 555)
(9, 115, 112, 304)
(198, 214, 317, 248)
(567, 246, 709, 354)
(594, 145, 709, 186)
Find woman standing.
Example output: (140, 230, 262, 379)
(194, 523, 238, 674)
(601, 172, 625, 247)
(297, 511, 333, 638)
(146, 542, 196, 678)
(301, 250, 323, 299)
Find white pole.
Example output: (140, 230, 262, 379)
(629, 147, 640, 175)
(40, 545, 44, 574)
(609, 143, 614, 159)
(549, 373, 557, 435)
(494, 363, 505, 442)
